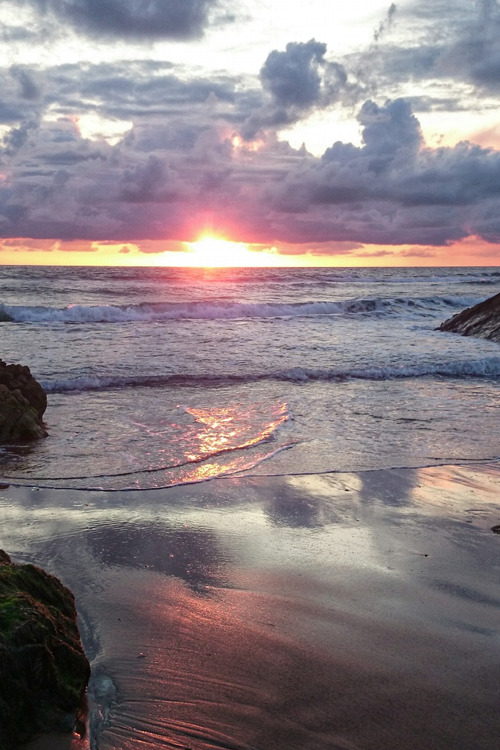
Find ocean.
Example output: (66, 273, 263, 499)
(1, 264, 500, 489)
(2, 264, 500, 750)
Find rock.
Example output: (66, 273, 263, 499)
(0, 308, 13, 322)
(0, 360, 47, 442)
(437, 292, 500, 342)
(0, 550, 90, 749)
(0, 360, 47, 417)
(0, 385, 47, 442)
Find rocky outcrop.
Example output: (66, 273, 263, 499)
(0, 550, 90, 749)
(438, 292, 500, 342)
(0, 360, 47, 442)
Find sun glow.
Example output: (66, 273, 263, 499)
(188, 236, 268, 267)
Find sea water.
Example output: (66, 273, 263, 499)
(1, 265, 500, 490)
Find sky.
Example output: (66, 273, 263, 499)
(1, 0, 500, 266)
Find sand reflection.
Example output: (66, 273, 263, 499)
(4, 466, 500, 750)
(84, 522, 229, 592)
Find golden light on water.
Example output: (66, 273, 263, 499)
(178, 403, 290, 483)
(185, 403, 289, 458)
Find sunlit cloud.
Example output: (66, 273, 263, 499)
(1, 1, 500, 265)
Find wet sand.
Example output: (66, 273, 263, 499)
(3, 463, 500, 749)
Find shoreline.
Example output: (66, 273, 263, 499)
(3, 462, 500, 749)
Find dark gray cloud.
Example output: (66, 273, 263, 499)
(348, 0, 500, 109)
(0, 67, 43, 128)
(19, 0, 228, 40)
(2, 90, 500, 248)
(351, 43, 441, 91)
(0, 24, 37, 43)
(242, 39, 350, 139)
(13, 61, 244, 130)
(10, 66, 40, 101)
(437, 0, 500, 91)
(357, 98, 422, 163)
(1, 0, 500, 255)
(261, 39, 331, 109)
(119, 155, 179, 203)
(261, 98, 500, 245)
(373, 2, 397, 42)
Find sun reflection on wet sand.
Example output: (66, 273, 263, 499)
(185, 402, 290, 458)
(0, 401, 293, 491)
(171, 402, 291, 483)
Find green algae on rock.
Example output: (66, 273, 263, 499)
(0, 550, 90, 748)
(0, 360, 48, 443)
(0, 385, 47, 442)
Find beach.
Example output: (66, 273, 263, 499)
(4, 462, 500, 749)
(3, 0, 500, 742)
(2, 265, 500, 747)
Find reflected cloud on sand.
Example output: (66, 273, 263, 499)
(3, 465, 500, 750)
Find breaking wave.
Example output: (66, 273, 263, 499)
(0, 295, 481, 324)
(41, 355, 500, 393)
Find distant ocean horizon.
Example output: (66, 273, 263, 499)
(2, 264, 500, 490)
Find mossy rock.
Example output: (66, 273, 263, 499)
(0, 551, 90, 748)
(0, 359, 48, 443)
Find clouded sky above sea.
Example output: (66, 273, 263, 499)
(1, 0, 500, 266)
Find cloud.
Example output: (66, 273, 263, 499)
(356, 97, 422, 163)
(309, 241, 363, 256)
(436, 0, 500, 92)
(119, 155, 179, 203)
(0, 67, 43, 127)
(9, 65, 40, 101)
(355, 248, 395, 258)
(3, 0, 500, 262)
(343, 1, 500, 115)
(0, 237, 57, 251)
(19, 0, 228, 40)
(398, 246, 437, 258)
(242, 40, 350, 139)
(2, 94, 500, 249)
(373, 2, 397, 42)
(5, 60, 243, 138)
(262, 98, 500, 246)
(261, 39, 332, 109)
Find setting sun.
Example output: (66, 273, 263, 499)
(187, 236, 275, 267)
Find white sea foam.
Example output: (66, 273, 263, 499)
(279, 357, 500, 381)
(0, 294, 481, 324)
(40, 355, 500, 394)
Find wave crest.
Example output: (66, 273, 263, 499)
(41, 355, 500, 394)
(0, 295, 481, 324)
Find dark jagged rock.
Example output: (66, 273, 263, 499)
(0, 550, 90, 749)
(438, 292, 500, 342)
(0, 360, 47, 442)
(0, 360, 47, 417)
(0, 385, 47, 442)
